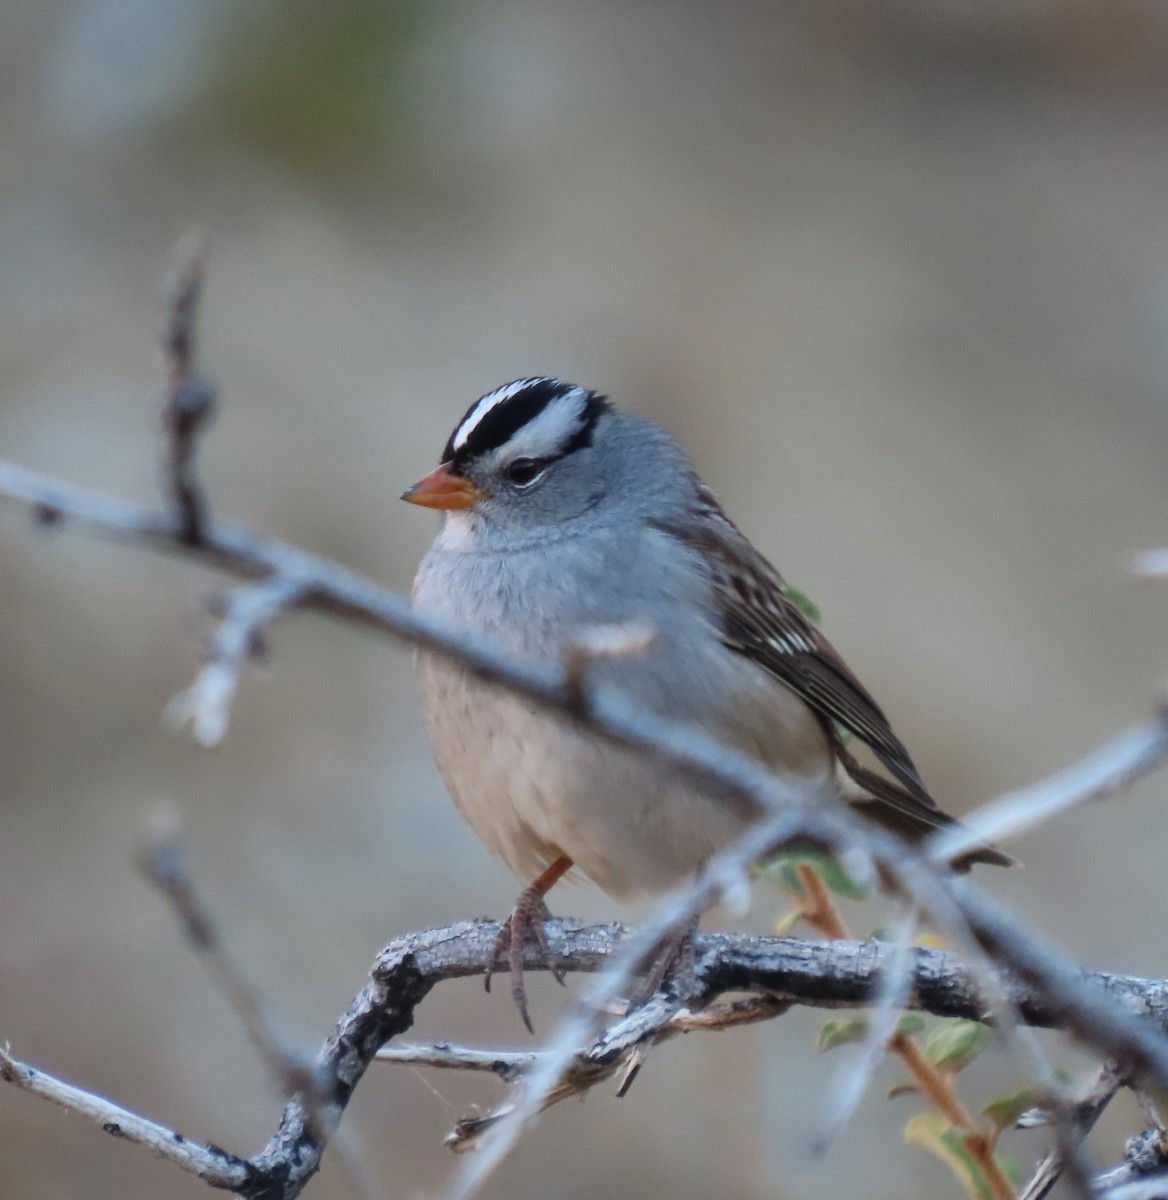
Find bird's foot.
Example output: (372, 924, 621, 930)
(628, 914, 701, 1011)
(485, 879, 568, 1033)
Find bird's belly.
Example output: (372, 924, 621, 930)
(417, 654, 830, 900)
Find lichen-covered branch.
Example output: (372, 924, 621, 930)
(6, 919, 1168, 1197)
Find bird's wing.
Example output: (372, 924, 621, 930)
(653, 481, 936, 809)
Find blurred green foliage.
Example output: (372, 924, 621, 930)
(759, 843, 872, 901)
(904, 1113, 994, 1200)
(194, 0, 428, 175)
(923, 1019, 992, 1074)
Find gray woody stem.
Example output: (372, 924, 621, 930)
(7, 919, 1168, 1198)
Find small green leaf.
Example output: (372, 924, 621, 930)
(923, 1019, 991, 1072)
(759, 844, 871, 900)
(869, 926, 891, 942)
(817, 1017, 869, 1052)
(895, 1013, 927, 1038)
(780, 583, 821, 625)
(887, 1082, 920, 1099)
(981, 1086, 1043, 1131)
(904, 1113, 991, 1200)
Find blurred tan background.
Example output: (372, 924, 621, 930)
(4, 2, 1168, 1198)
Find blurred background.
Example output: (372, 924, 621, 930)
(3, 2, 1168, 1197)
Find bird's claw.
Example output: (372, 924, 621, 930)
(485, 885, 564, 1032)
(628, 915, 700, 1011)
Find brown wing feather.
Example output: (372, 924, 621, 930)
(652, 482, 1014, 868)
(650, 481, 1014, 869)
(657, 482, 935, 808)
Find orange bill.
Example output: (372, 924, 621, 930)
(400, 462, 485, 510)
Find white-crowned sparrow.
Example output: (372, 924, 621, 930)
(404, 377, 1009, 1027)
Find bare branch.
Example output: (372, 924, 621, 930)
(0, 1045, 253, 1189)
(442, 988, 689, 1151)
(160, 231, 216, 545)
(377, 1043, 538, 1079)
(136, 811, 377, 1200)
(137, 812, 314, 1096)
(929, 719, 1168, 867)
(377, 996, 785, 1076)
(383, 995, 790, 1148)
(1098, 1176, 1168, 1200)
(165, 574, 309, 746)
(1094, 1126, 1168, 1199)
(1016, 1061, 1125, 1200)
(7, 918, 1168, 1197)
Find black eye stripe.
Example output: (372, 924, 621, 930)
(441, 378, 609, 468)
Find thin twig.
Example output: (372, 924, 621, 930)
(375, 996, 785, 1078)
(929, 718, 1168, 868)
(378, 1043, 539, 1080)
(814, 906, 920, 1155)
(792, 863, 850, 939)
(0, 1045, 253, 1189)
(1136, 1090, 1167, 1136)
(161, 231, 216, 545)
(378, 995, 791, 1143)
(165, 574, 310, 746)
(137, 813, 313, 1095)
(892, 1033, 1015, 1200)
(1094, 1126, 1168, 1198)
(443, 988, 689, 1151)
(136, 812, 377, 1200)
(1018, 1059, 1126, 1200)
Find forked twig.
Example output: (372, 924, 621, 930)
(165, 574, 310, 746)
(1018, 1058, 1126, 1200)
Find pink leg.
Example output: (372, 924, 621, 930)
(486, 855, 573, 1033)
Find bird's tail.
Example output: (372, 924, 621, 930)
(835, 751, 1016, 871)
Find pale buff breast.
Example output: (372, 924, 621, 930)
(415, 649, 836, 900)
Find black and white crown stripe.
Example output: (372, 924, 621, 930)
(442, 377, 609, 468)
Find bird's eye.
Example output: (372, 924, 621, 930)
(505, 457, 544, 487)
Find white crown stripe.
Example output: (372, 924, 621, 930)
(451, 378, 545, 452)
